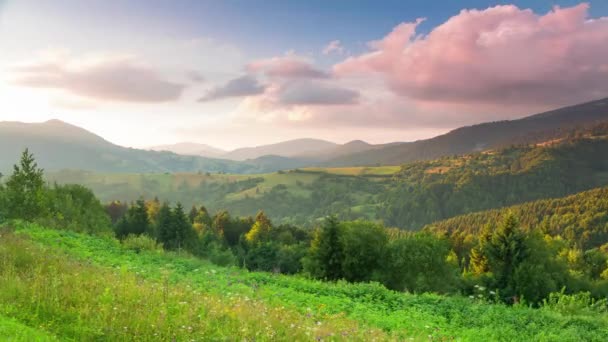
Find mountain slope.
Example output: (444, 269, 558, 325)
(424, 186, 608, 250)
(149, 142, 226, 158)
(327, 97, 608, 166)
(222, 138, 338, 161)
(49, 125, 608, 229)
(0, 120, 292, 174)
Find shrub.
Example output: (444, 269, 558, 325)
(121, 234, 163, 254)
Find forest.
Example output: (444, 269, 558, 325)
(47, 123, 608, 230)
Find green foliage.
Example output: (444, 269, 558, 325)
(48, 134, 608, 230)
(339, 220, 388, 283)
(121, 234, 164, 254)
(484, 214, 528, 301)
(115, 198, 150, 239)
(5, 224, 608, 341)
(42, 184, 112, 234)
(304, 216, 344, 280)
(542, 289, 608, 316)
(382, 233, 459, 293)
(5, 149, 47, 220)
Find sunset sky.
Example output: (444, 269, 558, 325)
(1, 0, 607, 149)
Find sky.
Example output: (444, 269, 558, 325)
(1, 0, 607, 150)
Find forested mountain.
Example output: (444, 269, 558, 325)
(221, 138, 338, 161)
(48, 123, 608, 229)
(425, 187, 608, 251)
(326, 97, 608, 166)
(0, 120, 309, 174)
(3, 98, 608, 174)
(149, 142, 226, 158)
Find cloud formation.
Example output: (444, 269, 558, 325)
(335, 4, 608, 107)
(323, 40, 344, 55)
(199, 75, 266, 101)
(248, 54, 328, 79)
(10, 53, 185, 103)
(278, 81, 359, 105)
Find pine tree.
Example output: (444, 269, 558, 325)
(304, 216, 344, 280)
(171, 202, 193, 251)
(486, 213, 528, 301)
(156, 202, 173, 246)
(5, 149, 47, 220)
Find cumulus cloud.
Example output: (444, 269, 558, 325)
(334, 4, 608, 107)
(247, 54, 329, 79)
(323, 40, 344, 55)
(278, 81, 359, 105)
(199, 75, 266, 101)
(10, 53, 185, 102)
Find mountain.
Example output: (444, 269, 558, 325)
(0, 120, 300, 174)
(326, 97, 608, 166)
(50, 124, 608, 229)
(424, 186, 608, 250)
(222, 138, 338, 161)
(149, 142, 226, 158)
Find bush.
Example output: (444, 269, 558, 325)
(542, 289, 608, 315)
(121, 234, 163, 254)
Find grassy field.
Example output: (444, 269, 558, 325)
(46, 166, 397, 205)
(2, 223, 607, 341)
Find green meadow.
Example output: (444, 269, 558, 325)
(1, 222, 607, 341)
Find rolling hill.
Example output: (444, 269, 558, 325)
(47, 123, 608, 228)
(424, 186, 608, 250)
(221, 138, 338, 161)
(326, 97, 608, 166)
(0, 120, 300, 174)
(149, 142, 226, 158)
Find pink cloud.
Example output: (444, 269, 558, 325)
(334, 3, 608, 107)
(11, 53, 185, 103)
(323, 40, 344, 55)
(247, 55, 328, 79)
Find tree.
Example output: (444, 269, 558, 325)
(171, 203, 194, 251)
(340, 220, 388, 282)
(382, 233, 458, 293)
(115, 198, 150, 239)
(485, 213, 528, 302)
(44, 184, 112, 234)
(304, 216, 344, 280)
(156, 202, 173, 245)
(158, 202, 195, 251)
(5, 149, 47, 220)
(245, 211, 273, 244)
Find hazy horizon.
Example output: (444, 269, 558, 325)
(2, 0, 608, 149)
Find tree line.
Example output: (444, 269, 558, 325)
(1, 149, 608, 305)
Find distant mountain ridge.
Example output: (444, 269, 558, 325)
(154, 138, 379, 162)
(2, 97, 607, 173)
(149, 142, 226, 158)
(0, 120, 306, 174)
(325, 97, 608, 166)
(221, 138, 338, 161)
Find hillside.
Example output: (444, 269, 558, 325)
(425, 187, 608, 250)
(0, 120, 308, 174)
(222, 138, 338, 161)
(2, 223, 606, 341)
(327, 97, 608, 166)
(48, 126, 608, 228)
(149, 142, 226, 158)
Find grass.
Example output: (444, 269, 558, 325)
(300, 166, 400, 176)
(2, 223, 607, 341)
(0, 314, 58, 341)
(0, 226, 386, 341)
